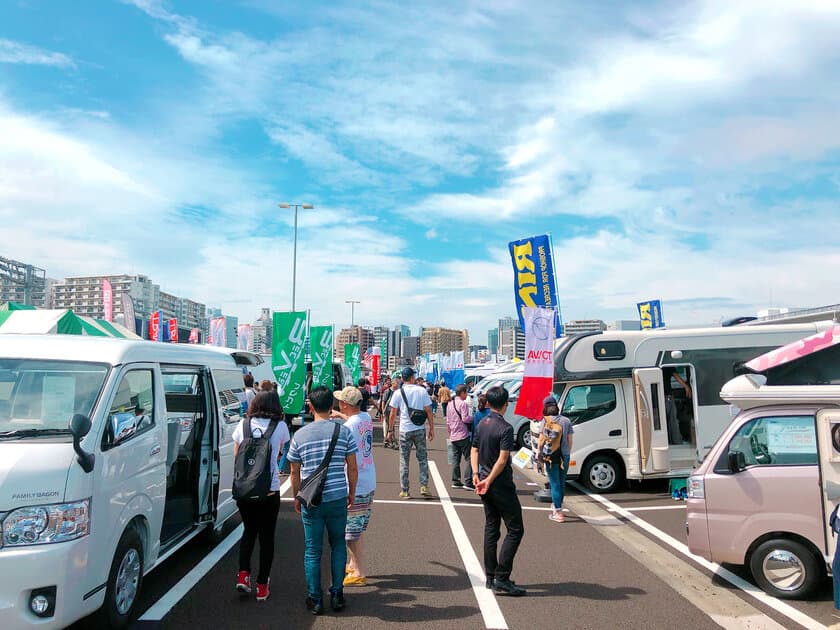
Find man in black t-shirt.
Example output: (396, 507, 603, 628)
(471, 386, 526, 597)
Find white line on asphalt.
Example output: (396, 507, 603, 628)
(609, 504, 687, 512)
(568, 481, 827, 630)
(428, 461, 509, 630)
(139, 478, 292, 622)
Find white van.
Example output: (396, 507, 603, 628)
(548, 322, 834, 492)
(0, 335, 256, 628)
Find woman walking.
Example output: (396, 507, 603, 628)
(536, 395, 573, 523)
(232, 391, 290, 601)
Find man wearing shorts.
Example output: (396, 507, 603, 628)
(334, 386, 376, 586)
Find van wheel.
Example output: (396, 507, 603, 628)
(517, 424, 531, 450)
(749, 538, 822, 599)
(581, 454, 624, 493)
(99, 527, 144, 628)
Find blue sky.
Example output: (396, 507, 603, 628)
(1, 0, 839, 342)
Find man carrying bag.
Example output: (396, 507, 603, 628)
(288, 387, 359, 616)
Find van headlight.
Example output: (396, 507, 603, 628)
(687, 476, 705, 499)
(1, 499, 90, 547)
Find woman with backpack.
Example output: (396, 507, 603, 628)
(232, 391, 291, 601)
(535, 395, 574, 523)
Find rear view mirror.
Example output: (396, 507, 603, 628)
(728, 450, 746, 473)
(69, 414, 95, 474)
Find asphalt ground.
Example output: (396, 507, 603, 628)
(66, 413, 838, 629)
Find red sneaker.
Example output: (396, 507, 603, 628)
(256, 580, 270, 602)
(236, 571, 251, 594)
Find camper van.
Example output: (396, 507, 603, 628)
(686, 325, 840, 599)
(548, 322, 834, 493)
(0, 335, 258, 628)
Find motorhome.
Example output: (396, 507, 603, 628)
(0, 335, 259, 628)
(686, 325, 840, 599)
(548, 322, 835, 493)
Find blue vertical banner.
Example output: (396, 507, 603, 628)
(637, 300, 664, 329)
(508, 234, 560, 331)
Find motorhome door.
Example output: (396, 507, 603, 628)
(816, 409, 840, 561)
(633, 368, 670, 474)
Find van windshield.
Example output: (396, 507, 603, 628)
(0, 359, 109, 436)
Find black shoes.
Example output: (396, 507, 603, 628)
(485, 576, 494, 590)
(330, 589, 346, 611)
(305, 596, 324, 615)
(493, 578, 526, 597)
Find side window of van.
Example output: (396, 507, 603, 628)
(718, 415, 816, 470)
(213, 369, 247, 425)
(103, 370, 155, 449)
(561, 384, 617, 425)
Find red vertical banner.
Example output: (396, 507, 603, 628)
(371, 346, 381, 389)
(188, 328, 199, 344)
(102, 279, 113, 322)
(168, 318, 178, 343)
(149, 311, 161, 342)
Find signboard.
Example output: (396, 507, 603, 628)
(237, 324, 252, 351)
(209, 317, 226, 347)
(188, 328, 200, 344)
(514, 306, 556, 419)
(272, 311, 308, 414)
(121, 293, 137, 334)
(148, 311, 161, 342)
(508, 234, 560, 331)
(310, 325, 334, 389)
(168, 318, 178, 343)
(102, 279, 113, 322)
(345, 343, 361, 384)
(638, 300, 664, 329)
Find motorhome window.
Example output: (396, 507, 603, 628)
(213, 369, 247, 425)
(714, 415, 816, 473)
(594, 341, 626, 361)
(561, 384, 617, 425)
(0, 360, 108, 434)
(764, 344, 840, 386)
(163, 373, 199, 394)
(103, 370, 155, 448)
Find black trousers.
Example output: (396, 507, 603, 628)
(237, 493, 281, 583)
(481, 478, 524, 581)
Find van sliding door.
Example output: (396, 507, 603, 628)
(633, 368, 670, 474)
(816, 410, 840, 560)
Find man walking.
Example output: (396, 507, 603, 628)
(438, 381, 452, 418)
(446, 384, 474, 489)
(471, 385, 526, 596)
(387, 367, 434, 499)
(288, 387, 359, 615)
(332, 386, 376, 587)
(380, 378, 398, 449)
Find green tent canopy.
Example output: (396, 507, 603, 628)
(0, 302, 37, 311)
(0, 309, 140, 339)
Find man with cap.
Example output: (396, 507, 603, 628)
(332, 386, 377, 586)
(387, 367, 434, 499)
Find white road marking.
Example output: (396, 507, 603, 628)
(609, 504, 687, 512)
(139, 478, 292, 622)
(569, 481, 827, 630)
(428, 460, 509, 630)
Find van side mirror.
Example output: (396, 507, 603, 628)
(728, 450, 746, 474)
(69, 414, 95, 473)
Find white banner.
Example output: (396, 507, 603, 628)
(523, 306, 556, 378)
(209, 317, 226, 347)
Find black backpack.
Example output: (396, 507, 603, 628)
(232, 417, 279, 501)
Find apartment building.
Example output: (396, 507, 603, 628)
(0, 255, 48, 307)
(419, 327, 469, 355)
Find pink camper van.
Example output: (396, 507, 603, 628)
(686, 325, 840, 599)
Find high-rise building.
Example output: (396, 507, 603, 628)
(335, 326, 375, 362)
(498, 325, 525, 360)
(160, 292, 209, 337)
(387, 328, 402, 359)
(419, 327, 469, 355)
(498, 316, 518, 331)
(564, 319, 608, 335)
(0, 255, 47, 307)
(397, 324, 410, 338)
(487, 328, 499, 355)
(373, 325, 390, 356)
(250, 308, 273, 354)
(401, 336, 420, 362)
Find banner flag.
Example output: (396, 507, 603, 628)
(508, 234, 560, 331)
(149, 311, 161, 342)
(237, 324, 252, 350)
(209, 317, 226, 347)
(102, 279, 113, 322)
(273, 311, 308, 414)
(121, 293, 137, 334)
(637, 300, 664, 329)
(371, 345, 381, 389)
(310, 325, 334, 389)
(345, 343, 361, 384)
(188, 328, 199, 344)
(515, 306, 557, 419)
(168, 318, 178, 343)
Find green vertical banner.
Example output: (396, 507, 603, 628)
(310, 325, 334, 389)
(380, 338, 388, 376)
(272, 311, 308, 415)
(345, 343, 361, 384)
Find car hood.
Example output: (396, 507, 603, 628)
(0, 442, 74, 509)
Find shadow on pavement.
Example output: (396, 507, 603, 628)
(525, 581, 646, 600)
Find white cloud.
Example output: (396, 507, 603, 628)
(0, 39, 74, 68)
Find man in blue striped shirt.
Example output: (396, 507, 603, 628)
(289, 386, 358, 615)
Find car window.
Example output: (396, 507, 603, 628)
(561, 384, 617, 425)
(103, 369, 155, 448)
(720, 415, 816, 469)
(213, 368, 247, 425)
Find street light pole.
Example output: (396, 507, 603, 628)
(345, 300, 360, 343)
(278, 202, 314, 312)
